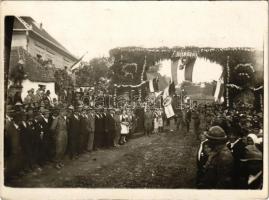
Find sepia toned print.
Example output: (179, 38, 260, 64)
(0, 1, 268, 200)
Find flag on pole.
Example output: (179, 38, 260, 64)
(214, 72, 224, 102)
(171, 59, 179, 85)
(70, 52, 87, 71)
(171, 55, 197, 86)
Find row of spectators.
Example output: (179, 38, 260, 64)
(195, 104, 263, 189)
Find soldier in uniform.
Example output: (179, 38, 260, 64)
(197, 126, 234, 189)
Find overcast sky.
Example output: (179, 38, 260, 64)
(3, 1, 267, 61)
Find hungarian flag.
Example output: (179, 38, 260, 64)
(147, 78, 159, 92)
(171, 56, 196, 86)
(214, 72, 224, 102)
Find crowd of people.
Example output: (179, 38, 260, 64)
(193, 103, 263, 189)
(4, 85, 264, 189)
(4, 86, 167, 180)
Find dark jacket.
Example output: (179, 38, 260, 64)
(198, 145, 234, 189)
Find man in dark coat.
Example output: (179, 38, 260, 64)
(67, 106, 80, 159)
(103, 108, 110, 148)
(18, 111, 31, 172)
(87, 107, 95, 152)
(5, 110, 23, 178)
(32, 109, 43, 170)
(240, 145, 263, 189)
(95, 108, 105, 149)
(227, 131, 246, 188)
(39, 108, 52, 164)
(198, 126, 234, 189)
(79, 107, 90, 153)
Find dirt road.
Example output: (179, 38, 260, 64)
(6, 129, 199, 188)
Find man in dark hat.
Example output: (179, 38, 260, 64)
(67, 105, 80, 159)
(18, 110, 31, 173)
(5, 110, 23, 178)
(226, 130, 246, 188)
(4, 105, 15, 161)
(197, 126, 234, 189)
(32, 109, 43, 171)
(39, 108, 53, 164)
(240, 145, 263, 189)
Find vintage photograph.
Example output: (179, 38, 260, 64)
(1, 1, 268, 199)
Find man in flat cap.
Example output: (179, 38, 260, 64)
(197, 126, 234, 189)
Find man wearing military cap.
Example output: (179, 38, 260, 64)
(197, 126, 234, 189)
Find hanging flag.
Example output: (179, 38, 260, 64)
(184, 57, 196, 82)
(149, 79, 154, 92)
(153, 78, 159, 91)
(172, 56, 197, 86)
(171, 59, 179, 85)
(214, 73, 224, 102)
(70, 52, 87, 71)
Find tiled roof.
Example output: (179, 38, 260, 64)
(14, 16, 77, 60)
(9, 47, 56, 82)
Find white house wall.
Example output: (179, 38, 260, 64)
(27, 37, 75, 69)
(11, 33, 27, 49)
(21, 79, 58, 101)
